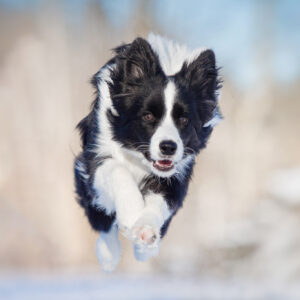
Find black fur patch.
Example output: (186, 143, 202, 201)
(108, 38, 168, 151)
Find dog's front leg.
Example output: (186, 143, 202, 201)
(94, 159, 145, 236)
(132, 192, 172, 261)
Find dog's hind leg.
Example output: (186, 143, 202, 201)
(96, 224, 121, 272)
(84, 205, 121, 271)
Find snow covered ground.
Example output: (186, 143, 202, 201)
(1, 272, 300, 300)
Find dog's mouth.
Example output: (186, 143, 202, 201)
(153, 159, 174, 171)
(144, 151, 175, 172)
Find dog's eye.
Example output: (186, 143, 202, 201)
(179, 116, 189, 126)
(143, 113, 155, 122)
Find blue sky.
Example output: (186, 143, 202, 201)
(1, 0, 299, 88)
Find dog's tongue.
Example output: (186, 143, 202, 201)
(158, 160, 172, 166)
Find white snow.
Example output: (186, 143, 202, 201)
(1, 272, 300, 300)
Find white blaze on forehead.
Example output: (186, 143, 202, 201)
(164, 80, 177, 115)
(149, 80, 184, 164)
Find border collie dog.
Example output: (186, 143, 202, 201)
(74, 34, 221, 271)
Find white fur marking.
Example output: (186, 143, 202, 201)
(95, 64, 123, 159)
(175, 154, 195, 181)
(148, 33, 207, 76)
(149, 81, 184, 177)
(75, 160, 89, 181)
(164, 80, 176, 116)
(203, 114, 222, 127)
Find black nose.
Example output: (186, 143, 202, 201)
(159, 140, 177, 156)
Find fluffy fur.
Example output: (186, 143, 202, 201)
(74, 34, 222, 271)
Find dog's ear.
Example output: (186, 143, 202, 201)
(178, 49, 219, 101)
(176, 49, 221, 124)
(115, 38, 163, 84)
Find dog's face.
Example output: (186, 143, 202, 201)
(108, 38, 221, 178)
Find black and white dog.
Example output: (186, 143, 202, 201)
(74, 34, 221, 271)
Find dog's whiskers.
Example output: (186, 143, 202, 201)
(112, 93, 134, 99)
(184, 147, 196, 156)
(132, 142, 150, 153)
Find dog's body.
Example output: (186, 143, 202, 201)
(74, 34, 221, 271)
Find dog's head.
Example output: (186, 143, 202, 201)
(103, 35, 221, 178)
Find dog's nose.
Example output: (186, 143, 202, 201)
(159, 140, 177, 156)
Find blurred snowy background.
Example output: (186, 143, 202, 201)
(1, 0, 300, 299)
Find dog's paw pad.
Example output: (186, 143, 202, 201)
(139, 226, 157, 244)
(133, 225, 159, 247)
